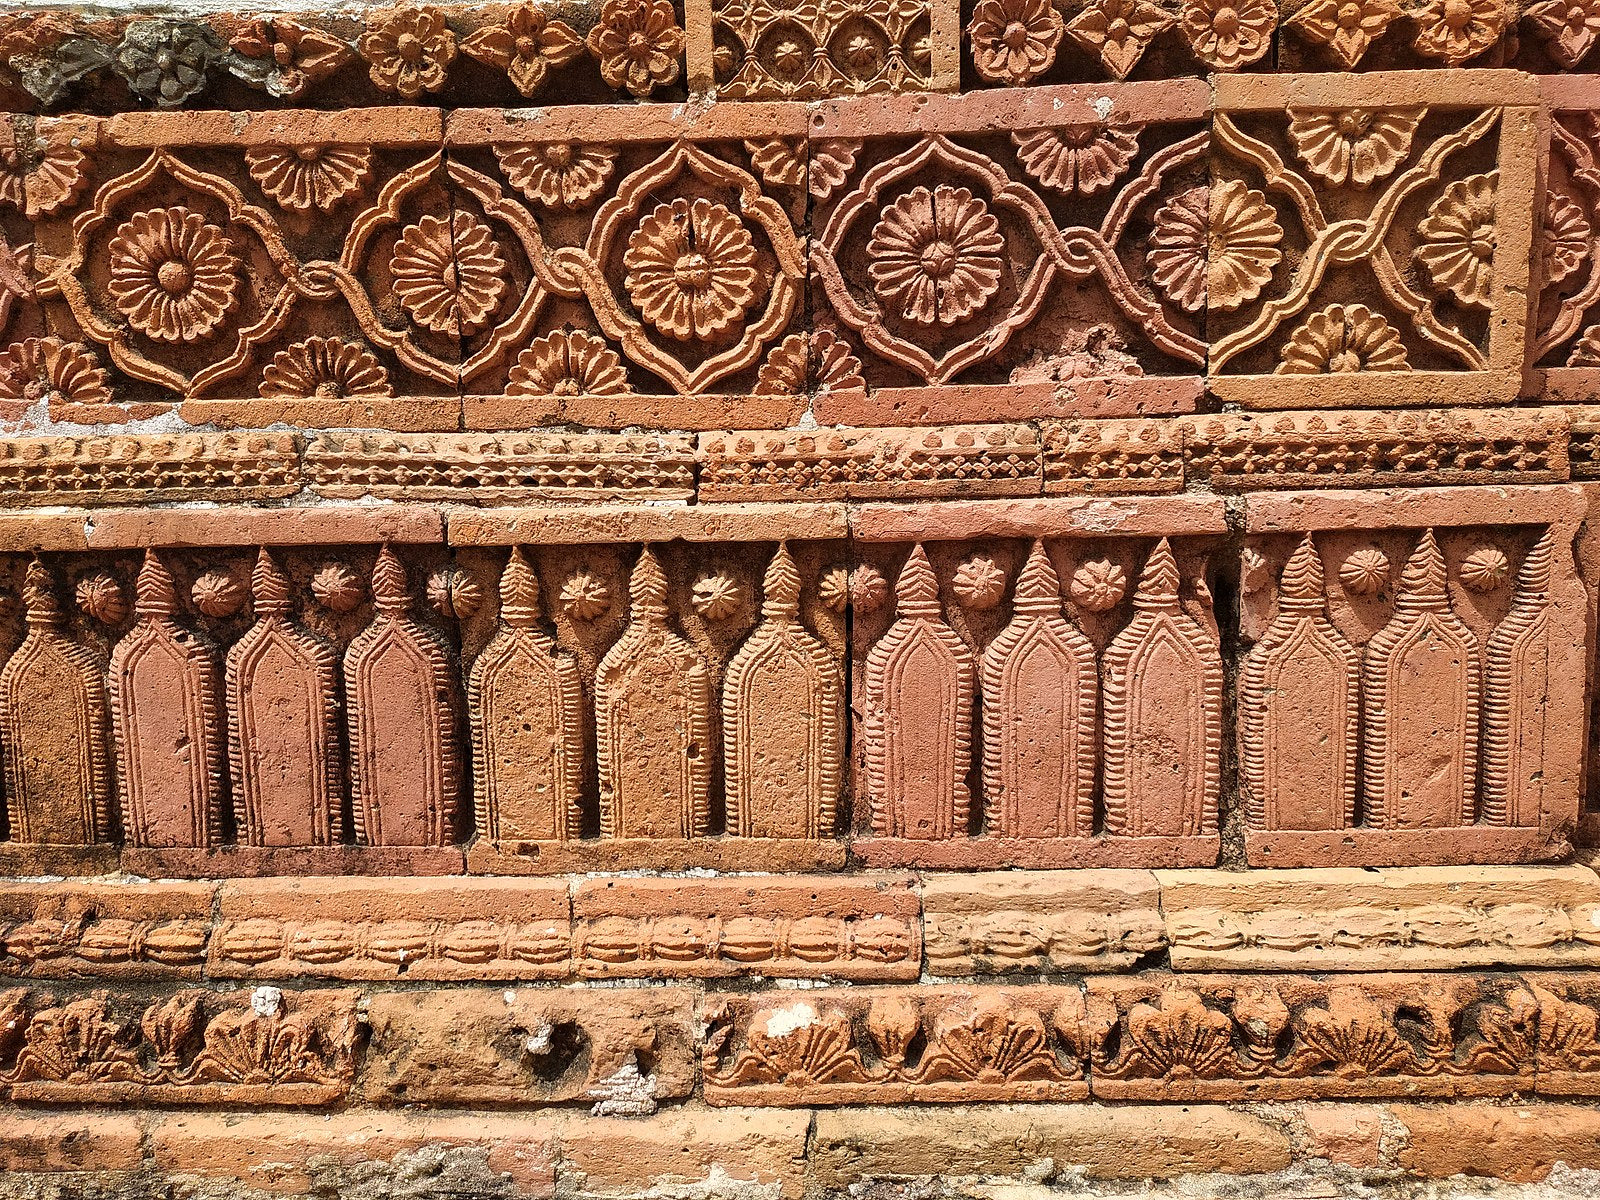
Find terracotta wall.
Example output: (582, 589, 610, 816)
(2, 2, 1600, 1195)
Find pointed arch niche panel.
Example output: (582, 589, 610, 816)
(850, 494, 1227, 869)
(1238, 484, 1587, 868)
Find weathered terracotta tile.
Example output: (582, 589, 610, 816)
(0, 985, 359, 1106)
(1528, 78, 1600, 405)
(1184, 408, 1571, 492)
(1209, 71, 1538, 409)
(454, 538, 848, 872)
(0, 879, 214, 980)
(848, 524, 1223, 870)
(1393, 1103, 1600, 1182)
(1238, 485, 1587, 867)
(210, 876, 570, 981)
(573, 874, 918, 979)
(0, 432, 302, 508)
(80, 506, 444, 550)
(921, 869, 1165, 974)
(809, 84, 1207, 417)
(446, 502, 850, 545)
(0, 513, 94, 554)
(147, 1110, 558, 1196)
(361, 986, 695, 1107)
(1039, 418, 1187, 495)
(698, 425, 1044, 501)
(1086, 973, 1536, 1101)
(849, 493, 1228, 540)
(1526, 971, 1600, 1096)
(703, 986, 1092, 1105)
(1296, 1103, 1389, 1169)
(0, 559, 114, 853)
(0, 1111, 145, 1173)
(1159, 865, 1600, 972)
(557, 1109, 810, 1199)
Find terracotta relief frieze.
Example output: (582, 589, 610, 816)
(0, 985, 358, 1105)
(0, 5, 690, 113)
(703, 974, 1600, 1106)
(1209, 72, 1538, 409)
(1238, 485, 1587, 866)
(1160, 866, 1600, 972)
(1, 971, 1597, 1109)
(809, 84, 1208, 426)
(850, 496, 1226, 868)
(0, 4, 1583, 119)
(17, 867, 1600, 986)
(0, 483, 1590, 875)
(0, 432, 300, 507)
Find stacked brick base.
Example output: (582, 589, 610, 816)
(3, 0, 1600, 1193)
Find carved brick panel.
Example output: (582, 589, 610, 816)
(1237, 485, 1587, 866)
(0, 881, 214, 979)
(26, 110, 470, 428)
(850, 497, 1226, 868)
(446, 104, 809, 430)
(703, 973, 1600, 1105)
(809, 84, 1208, 424)
(1529, 78, 1600, 405)
(697, 0, 960, 97)
(361, 986, 696, 1107)
(1209, 72, 1538, 409)
(572, 875, 920, 978)
(0, 985, 359, 1105)
(210, 876, 571, 981)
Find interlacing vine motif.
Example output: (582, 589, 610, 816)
(1535, 113, 1600, 370)
(1210, 104, 1519, 376)
(813, 126, 1206, 386)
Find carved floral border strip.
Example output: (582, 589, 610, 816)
(5, 973, 1600, 1108)
(703, 974, 1600, 1105)
(0, 985, 358, 1104)
(0, 74, 1583, 426)
(0, 0, 1591, 113)
(0, 4, 692, 112)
